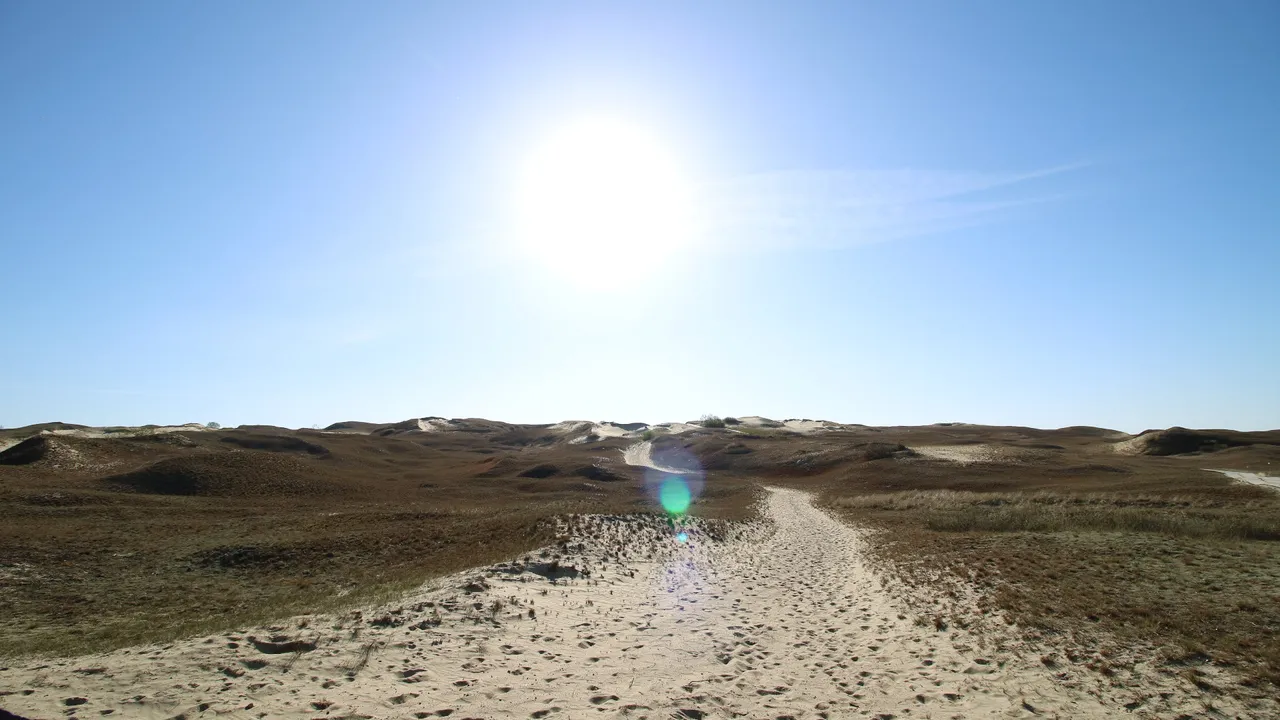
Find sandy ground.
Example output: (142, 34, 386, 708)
(621, 441, 693, 475)
(778, 420, 841, 434)
(912, 445, 1005, 464)
(6, 484, 1254, 719)
(911, 445, 1051, 465)
(42, 425, 211, 440)
(731, 417, 843, 434)
(1208, 468, 1280, 491)
(650, 422, 702, 435)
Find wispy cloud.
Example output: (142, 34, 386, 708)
(697, 164, 1081, 253)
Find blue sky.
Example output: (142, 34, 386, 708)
(2, 1, 1277, 432)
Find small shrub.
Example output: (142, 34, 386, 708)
(700, 415, 727, 429)
(860, 442, 912, 461)
(206, 422, 220, 429)
(722, 417, 741, 425)
(641, 429, 656, 441)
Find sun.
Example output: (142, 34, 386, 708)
(512, 118, 698, 286)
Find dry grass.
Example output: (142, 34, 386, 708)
(0, 497, 555, 657)
(822, 484, 1280, 688)
(0, 426, 760, 658)
(831, 490, 1280, 541)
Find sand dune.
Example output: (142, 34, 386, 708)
(622, 440, 696, 475)
(3, 487, 1251, 719)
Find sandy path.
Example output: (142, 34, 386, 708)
(1208, 468, 1280, 491)
(0, 491, 1190, 719)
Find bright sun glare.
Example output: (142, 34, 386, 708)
(514, 118, 698, 285)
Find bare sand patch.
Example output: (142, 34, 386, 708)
(914, 444, 1051, 465)
(621, 440, 692, 475)
(44, 424, 211, 440)
(780, 419, 842, 434)
(1209, 468, 1280, 491)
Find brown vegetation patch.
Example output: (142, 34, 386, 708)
(809, 440, 1280, 690)
(1118, 427, 1256, 456)
(100, 453, 337, 497)
(858, 442, 915, 461)
(574, 464, 628, 482)
(519, 463, 561, 478)
(0, 437, 48, 466)
(218, 433, 330, 456)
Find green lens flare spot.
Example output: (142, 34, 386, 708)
(659, 477, 692, 515)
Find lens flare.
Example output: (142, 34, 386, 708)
(676, 531, 689, 543)
(659, 476, 692, 515)
(642, 443, 705, 516)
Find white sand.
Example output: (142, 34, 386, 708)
(654, 422, 702, 435)
(1208, 468, 1280, 491)
(547, 420, 594, 434)
(553, 422, 658, 444)
(589, 423, 634, 439)
(913, 445, 1001, 464)
(621, 441, 695, 475)
(780, 419, 841, 434)
(3, 488, 1257, 719)
(734, 416, 780, 428)
(731, 417, 843, 434)
(912, 444, 1053, 465)
(42, 424, 211, 440)
(416, 418, 456, 433)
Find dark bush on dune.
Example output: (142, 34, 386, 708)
(324, 420, 384, 432)
(1125, 427, 1251, 456)
(1049, 463, 1134, 475)
(574, 464, 627, 482)
(219, 434, 330, 457)
(859, 442, 915, 461)
(518, 463, 560, 478)
(0, 436, 48, 465)
(492, 428, 562, 447)
(101, 453, 336, 497)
